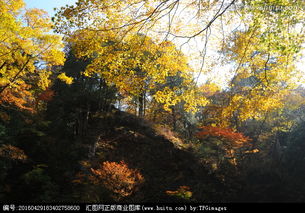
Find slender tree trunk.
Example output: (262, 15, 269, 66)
(138, 92, 145, 117)
(143, 92, 146, 117)
(77, 108, 82, 136)
(98, 78, 103, 111)
(138, 96, 143, 117)
(172, 107, 177, 131)
(83, 103, 90, 136)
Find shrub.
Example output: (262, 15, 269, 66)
(90, 161, 144, 199)
(196, 126, 251, 148)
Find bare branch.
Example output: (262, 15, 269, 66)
(196, 26, 211, 85)
(169, 0, 236, 39)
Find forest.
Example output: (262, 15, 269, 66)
(1, 0, 305, 203)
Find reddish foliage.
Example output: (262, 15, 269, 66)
(0, 84, 35, 112)
(37, 89, 54, 102)
(196, 126, 251, 145)
(0, 144, 27, 161)
(166, 186, 192, 199)
(90, 161, 144, 198)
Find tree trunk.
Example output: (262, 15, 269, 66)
(98, 78, 103, 111)
(138, 92, 145, 117)
(83, 103, 90, 136)
(172, 107, 177, 131)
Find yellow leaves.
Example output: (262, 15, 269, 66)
(216, 14, 304, 127)
(57, 73, 73, 85)
(69, 32, 203, 113)
(217, 87, 287, 127)
(154, 88, 172, 103)
(0, 0, 66, 110)
(154, 86, 208, 113)
(244, 149, 259, 154)
(154, 88, 181, 111)
(42, 47, 65, 66)
(200, 83, 220, 97)
(37, 70, 51, 90)
(24, 8, 52, 31)
(68, 30, 109, 58)
(0, 0, 24, 14)
(183, 89, 209, 113)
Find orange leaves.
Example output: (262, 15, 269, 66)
(37, 89, 54, 102)
(196, 126, 252, 167)
(90, 161, 144, 198)
(197, 126, 251, 146)
(0, 84, 35, 112)
(0, 144, 27, 162)
(166, 186, 192, 199)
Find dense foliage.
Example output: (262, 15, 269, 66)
(1, 0, 305, 203)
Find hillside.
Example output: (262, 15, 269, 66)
(2, 0, 305, 204)
(73, 109, 224, 202)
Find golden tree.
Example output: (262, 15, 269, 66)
(0, 0, 65, 110)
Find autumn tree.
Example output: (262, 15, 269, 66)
(0, 0, 65, 111)
(46, 48, 117, 137)
(199, 0, 305, 129)
(53, 0, 305, 75)
(53, 0, 238, 42)
(196, 126, 252, 168)
(0, 1, 66, 201)
(53, 0, 305, 121)
(90, 161, 144, 200)
(64, 30, 208, 117)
